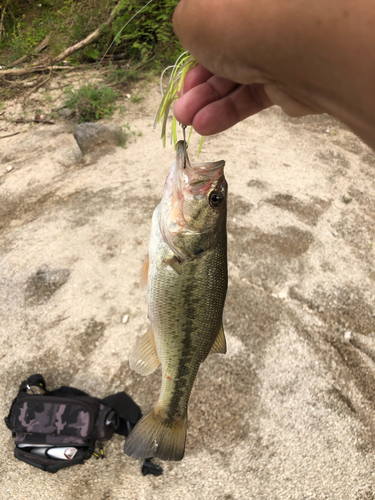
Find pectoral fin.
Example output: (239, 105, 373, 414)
(163, 256, 183, 275)
(140, 255, 149, 289)
(209, 323, 227, 355)
(129, 327, 161, 376)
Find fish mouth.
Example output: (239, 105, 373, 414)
(159, 141, 226, 259)
(174, 140, 225, 196)
(175, 140, 225, 178)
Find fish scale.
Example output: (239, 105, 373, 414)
(149, 208, 227, 417)
(124, 141, 228, 461)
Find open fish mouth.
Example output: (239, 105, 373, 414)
(175, 140, 225, 183)
(170, 140, 225, 204)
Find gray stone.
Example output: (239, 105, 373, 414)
(58, 108, 76, 119)
(57, 146, 83, 167)
(73, 123, 125, 155)
(1, 153, 15, 164)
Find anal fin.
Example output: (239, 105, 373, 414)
(209, 323, 227, 355)
(129, 326, 161, 376)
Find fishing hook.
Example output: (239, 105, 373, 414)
(182, 124, 187, 168)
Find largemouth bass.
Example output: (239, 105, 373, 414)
(123, 141, 228, 461)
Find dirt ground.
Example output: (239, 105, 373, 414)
(1, 76, 375, 500)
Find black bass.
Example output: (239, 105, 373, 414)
(124, 141, 228, 461)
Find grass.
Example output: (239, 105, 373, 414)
(63, 83, 119, 122)
(341, 195, 353, 204)
(130, 94, 143, 103)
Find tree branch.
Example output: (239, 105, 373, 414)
(0, 2, 121, 78)
(0, 64, 97, 77)
(51, 2, 120, 64)
(6, 34, 51, 69)
(0, 0, 9, 40)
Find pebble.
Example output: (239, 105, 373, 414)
(344, 330, 352, 340)
(6, 165, 13, 172)
(122, 314, 129, 324)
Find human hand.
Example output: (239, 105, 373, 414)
(173, 64, 273, 136)
(173, 0, 375, 149)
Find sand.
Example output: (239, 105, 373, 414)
(1, 79, 375, 499)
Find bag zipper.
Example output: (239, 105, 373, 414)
(15, 446, 90, 466)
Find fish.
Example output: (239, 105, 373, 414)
(123, 140, 228, 461)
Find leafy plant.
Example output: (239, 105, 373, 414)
(1, 0, 181, 66)
(84, 47, 101, 61)
(130, 94, 143, 103)
(105, 65, 139, 85)
(7, 16, 48, 60)
(111, 0, 180, 64)
(63, 83, 119, 122)
(341, 195, 353, 204)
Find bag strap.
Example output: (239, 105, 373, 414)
(19, 374, 47, 394)
(101, 391, 142, 436)
(4, 374, 47, 431)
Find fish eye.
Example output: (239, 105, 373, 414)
(209, 191, 224, 208)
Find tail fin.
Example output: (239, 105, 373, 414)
(123, 409, 187, 461)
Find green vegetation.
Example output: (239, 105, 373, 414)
(130, 94, 143, 103)
(341, 195, 353, 204)
(0, 0, 181, 67)
(111, 0, 180, 65)
(105, 65, 139, 86)
(63, 83, 119, 122)
(0, 0, 186, 129)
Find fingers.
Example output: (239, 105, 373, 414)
(176, 83, 273, 136)
(181, 65, 213, 95)
(174, 74, 241, 125)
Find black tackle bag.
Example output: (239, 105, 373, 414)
(4, 374, 162, 475)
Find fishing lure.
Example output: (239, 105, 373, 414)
(154, 52, 204, 156)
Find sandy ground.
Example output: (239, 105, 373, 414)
(1, 78, 375, 500)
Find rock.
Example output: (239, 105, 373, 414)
(122, 314, 129, 324)
(58, 108, 76, 119)
(73, 123, 125, 155)
(5, 165, 13, 172)
(1, 153, 15, 164)
(57, 147, 83, 167)
(344, 330, 352, 340)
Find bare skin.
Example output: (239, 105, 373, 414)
(173, 0, 375, 150)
